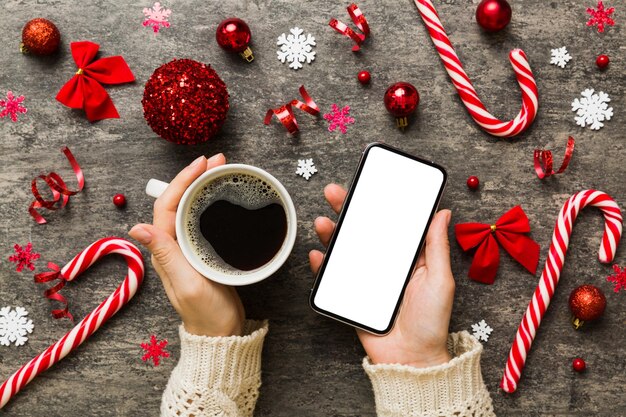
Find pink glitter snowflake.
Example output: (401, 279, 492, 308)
(607, 264, 626, 293)
(0, 91, 27, 122)
(587, 1, 615, 33)
(141, 335, 170, 366)
(324, 104, 355, 134)
(8, 243, 40, 272)
(143, 2, 171, 33)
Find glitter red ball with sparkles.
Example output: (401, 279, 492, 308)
(569, 284, 606, 324)
(596, 54, 610, 69)
(572, 357, 586, 372)
(358, 70, 371, 85)
(142, 59, 229, 145)
(216, 18, 251, 53)
(113, 193, 126, 208)
(21, 18, 60, 55)
(384, 82, 419, 117)
(476, 0, 512, 32)
(467, 175, 480, 190)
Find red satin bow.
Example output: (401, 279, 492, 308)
(56, 41, 134, 122)
(455, 206, 540, 284)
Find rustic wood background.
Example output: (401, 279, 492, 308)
(1, 0, 624, 415)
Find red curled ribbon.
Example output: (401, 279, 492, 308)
(534, 136, 575, 179)
(29, 147, 85, 224)
(34, 262, 73, 321)
(329, 3, 370, 52)
(264, 85, 319, 134)
(56, 41, 135, 122)
(455, 206, 540, 284)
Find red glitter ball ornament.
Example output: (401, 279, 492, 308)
(476, 0, 512, 32)
(467, 175, 480, 190)
(358, 70, 371, 85)
(572, 357, 586, 372)
(142, 59, 229, 145)
(569, 284, 606, 329)
(596, 54, 610, 69)
(216, 18, 254, 62)
(113, 193, 126, 208)
(21, 18, 60, 55)
(384, 82, 419, 130)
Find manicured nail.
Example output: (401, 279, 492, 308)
(208, 153, 224, 163)
(189, 155, 205, 168)
(130, 226, 152, 245)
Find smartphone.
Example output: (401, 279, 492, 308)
(310, 143, 447, 335)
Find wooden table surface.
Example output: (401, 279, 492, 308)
(1, 0, 624, 415)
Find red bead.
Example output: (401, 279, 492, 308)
(215, 18, 252, 53)
(476, 0, 512, 32)
(113, 194, 127, 208)
(467, 176, 480, 190)
(358, 71, 371, 85)
(596, 54, 610, 69)
(572, 358, 586, 372)
(384, 82, 419, 117)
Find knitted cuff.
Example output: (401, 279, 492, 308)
(363, 331, 494, 417)
(178, 320, 268, 391)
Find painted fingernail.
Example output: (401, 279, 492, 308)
(130, 226, 152, 245)
(189, 155, 205, 168)
(208, 153, 224, 163)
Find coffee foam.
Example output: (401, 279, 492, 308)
(185, 172, 284, 274)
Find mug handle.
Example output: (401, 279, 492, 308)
(146, 179, 170, 199)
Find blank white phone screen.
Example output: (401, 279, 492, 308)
(313, 146, 445, 332)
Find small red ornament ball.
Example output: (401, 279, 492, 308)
(467, 176, 480, 190)
(113, 194, 127, 208)
(596, 54, 610, 70)
(572, 358, 586, 372)
(569, 285, 606, 328)
(142, 59, 229, 145)
(384, 82, 419, 117)
(476, 0, 512, 32)
(358, 70, 371, 85)
(21, 18, 60, 55)
(216, 18, 254, 62)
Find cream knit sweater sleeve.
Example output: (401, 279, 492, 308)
(161, 320, 268, 417)
(363, 331, 495, 417)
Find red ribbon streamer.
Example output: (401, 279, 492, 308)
(56, 41, 135, 122)
(29, 147, 85, 224)
(329, 3, 370, 52)
(264, 85, 319, 134)
(534, 136, 575, 179)
(455, 206, 540, 284)
(34, 262, 74, 321)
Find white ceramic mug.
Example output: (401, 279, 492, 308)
(146, 164, 297, 286)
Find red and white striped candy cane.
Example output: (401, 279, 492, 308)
(413, 0, 539, 137)
(501, 190, 622, 393)
(0, 237, 144, 408)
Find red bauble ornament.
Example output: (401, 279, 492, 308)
(21, 18, 60, 55)
(596, 54, 610, 69)
(384, 82, 419, 130)
(572, 357, 586, 372)
(569, 284, 606, 329)
(358, 70, 371, 85)
(113, 194, 126, 208)
(142, 59, 229, 145)
(467, 176, 480, 190)
(476, 0, 512, 32)
(216, 18, 254, 62)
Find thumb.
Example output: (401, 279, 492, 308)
(129, 223, 190, 278)
(424, 210, 453, 278)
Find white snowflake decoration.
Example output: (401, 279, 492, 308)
(296, 158, 317, 180)
(0, 307, 34, 347)
(550, 46, 572, 68)
(571, 88, 613, 130)
(277, 27, 316, 70)
(471, 319, 493, 343)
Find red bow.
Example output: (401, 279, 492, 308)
(56, 41, 134, 122)
(455, 206, 540, 284)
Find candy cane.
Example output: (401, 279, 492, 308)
(0, 237, 144, 408)
(501, 190, 622, 393)
(413, 0, 539, 137)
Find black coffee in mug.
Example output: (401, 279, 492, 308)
(186, 173, 287, 272)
